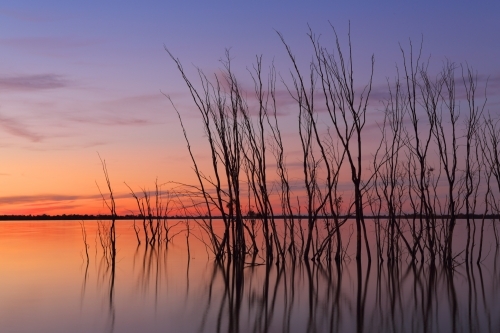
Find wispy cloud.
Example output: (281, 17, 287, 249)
(367, 71, 500, 103)
(105, 93, 167, 105)
(368, 82, 391, 102)
(0, 8, 56, 22)
(0, 114, 45, 142)
(0, 36, 104, 50)
(18, 140, 108, 152)
(480, 73, 500, 93)
(0, 192, 131, 205)
(0, 194, 94, 205)
(68, 116, 152, 127)
(0, 73, 70, 91)
(65, 93, 170, 127)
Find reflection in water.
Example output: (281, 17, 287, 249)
(2, 220, 499, 332)
(98, 239, 497, 333)
(81, 220, 117, 333)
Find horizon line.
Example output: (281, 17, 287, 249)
(0, 213, 498, 221)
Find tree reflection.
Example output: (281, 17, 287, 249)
(79, 223, 500, 333)
(184, 256, 499, 332)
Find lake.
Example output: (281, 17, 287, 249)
(1, 219, 499, 333)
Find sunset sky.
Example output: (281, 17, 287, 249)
(0, 1, 499, 215)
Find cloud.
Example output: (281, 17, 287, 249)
(105, 93, 167, 105)
(68, 116, 153, 127)
(367, 70, 500, 103)
(0, 9, 56, 22)
(368, 82, 391, 102)
(18, 140, 108, 152)
(480, 73, 500, 94)
(64, 93, 171, 127)
(0, 73, 70, 91)
(0, 192, 132, 206)
(0, 36, 103, 51)
(0, 194, 95, 205)
(0, 114, 46, 142)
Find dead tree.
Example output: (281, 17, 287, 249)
(304, 24, 374, 262)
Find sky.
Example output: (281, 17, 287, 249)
(0, 1, 499, 215)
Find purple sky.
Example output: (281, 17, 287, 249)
(0, 1, 499, 214)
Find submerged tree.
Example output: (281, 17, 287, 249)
(166, 25, 494, 267)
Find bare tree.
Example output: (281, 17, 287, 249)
(304, 23, 374, 262)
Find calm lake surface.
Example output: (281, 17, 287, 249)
(1, 220, 499, 333)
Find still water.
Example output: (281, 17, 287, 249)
(0, 220, 499, 333)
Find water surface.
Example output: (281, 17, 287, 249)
(1, 220, 499, 333)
